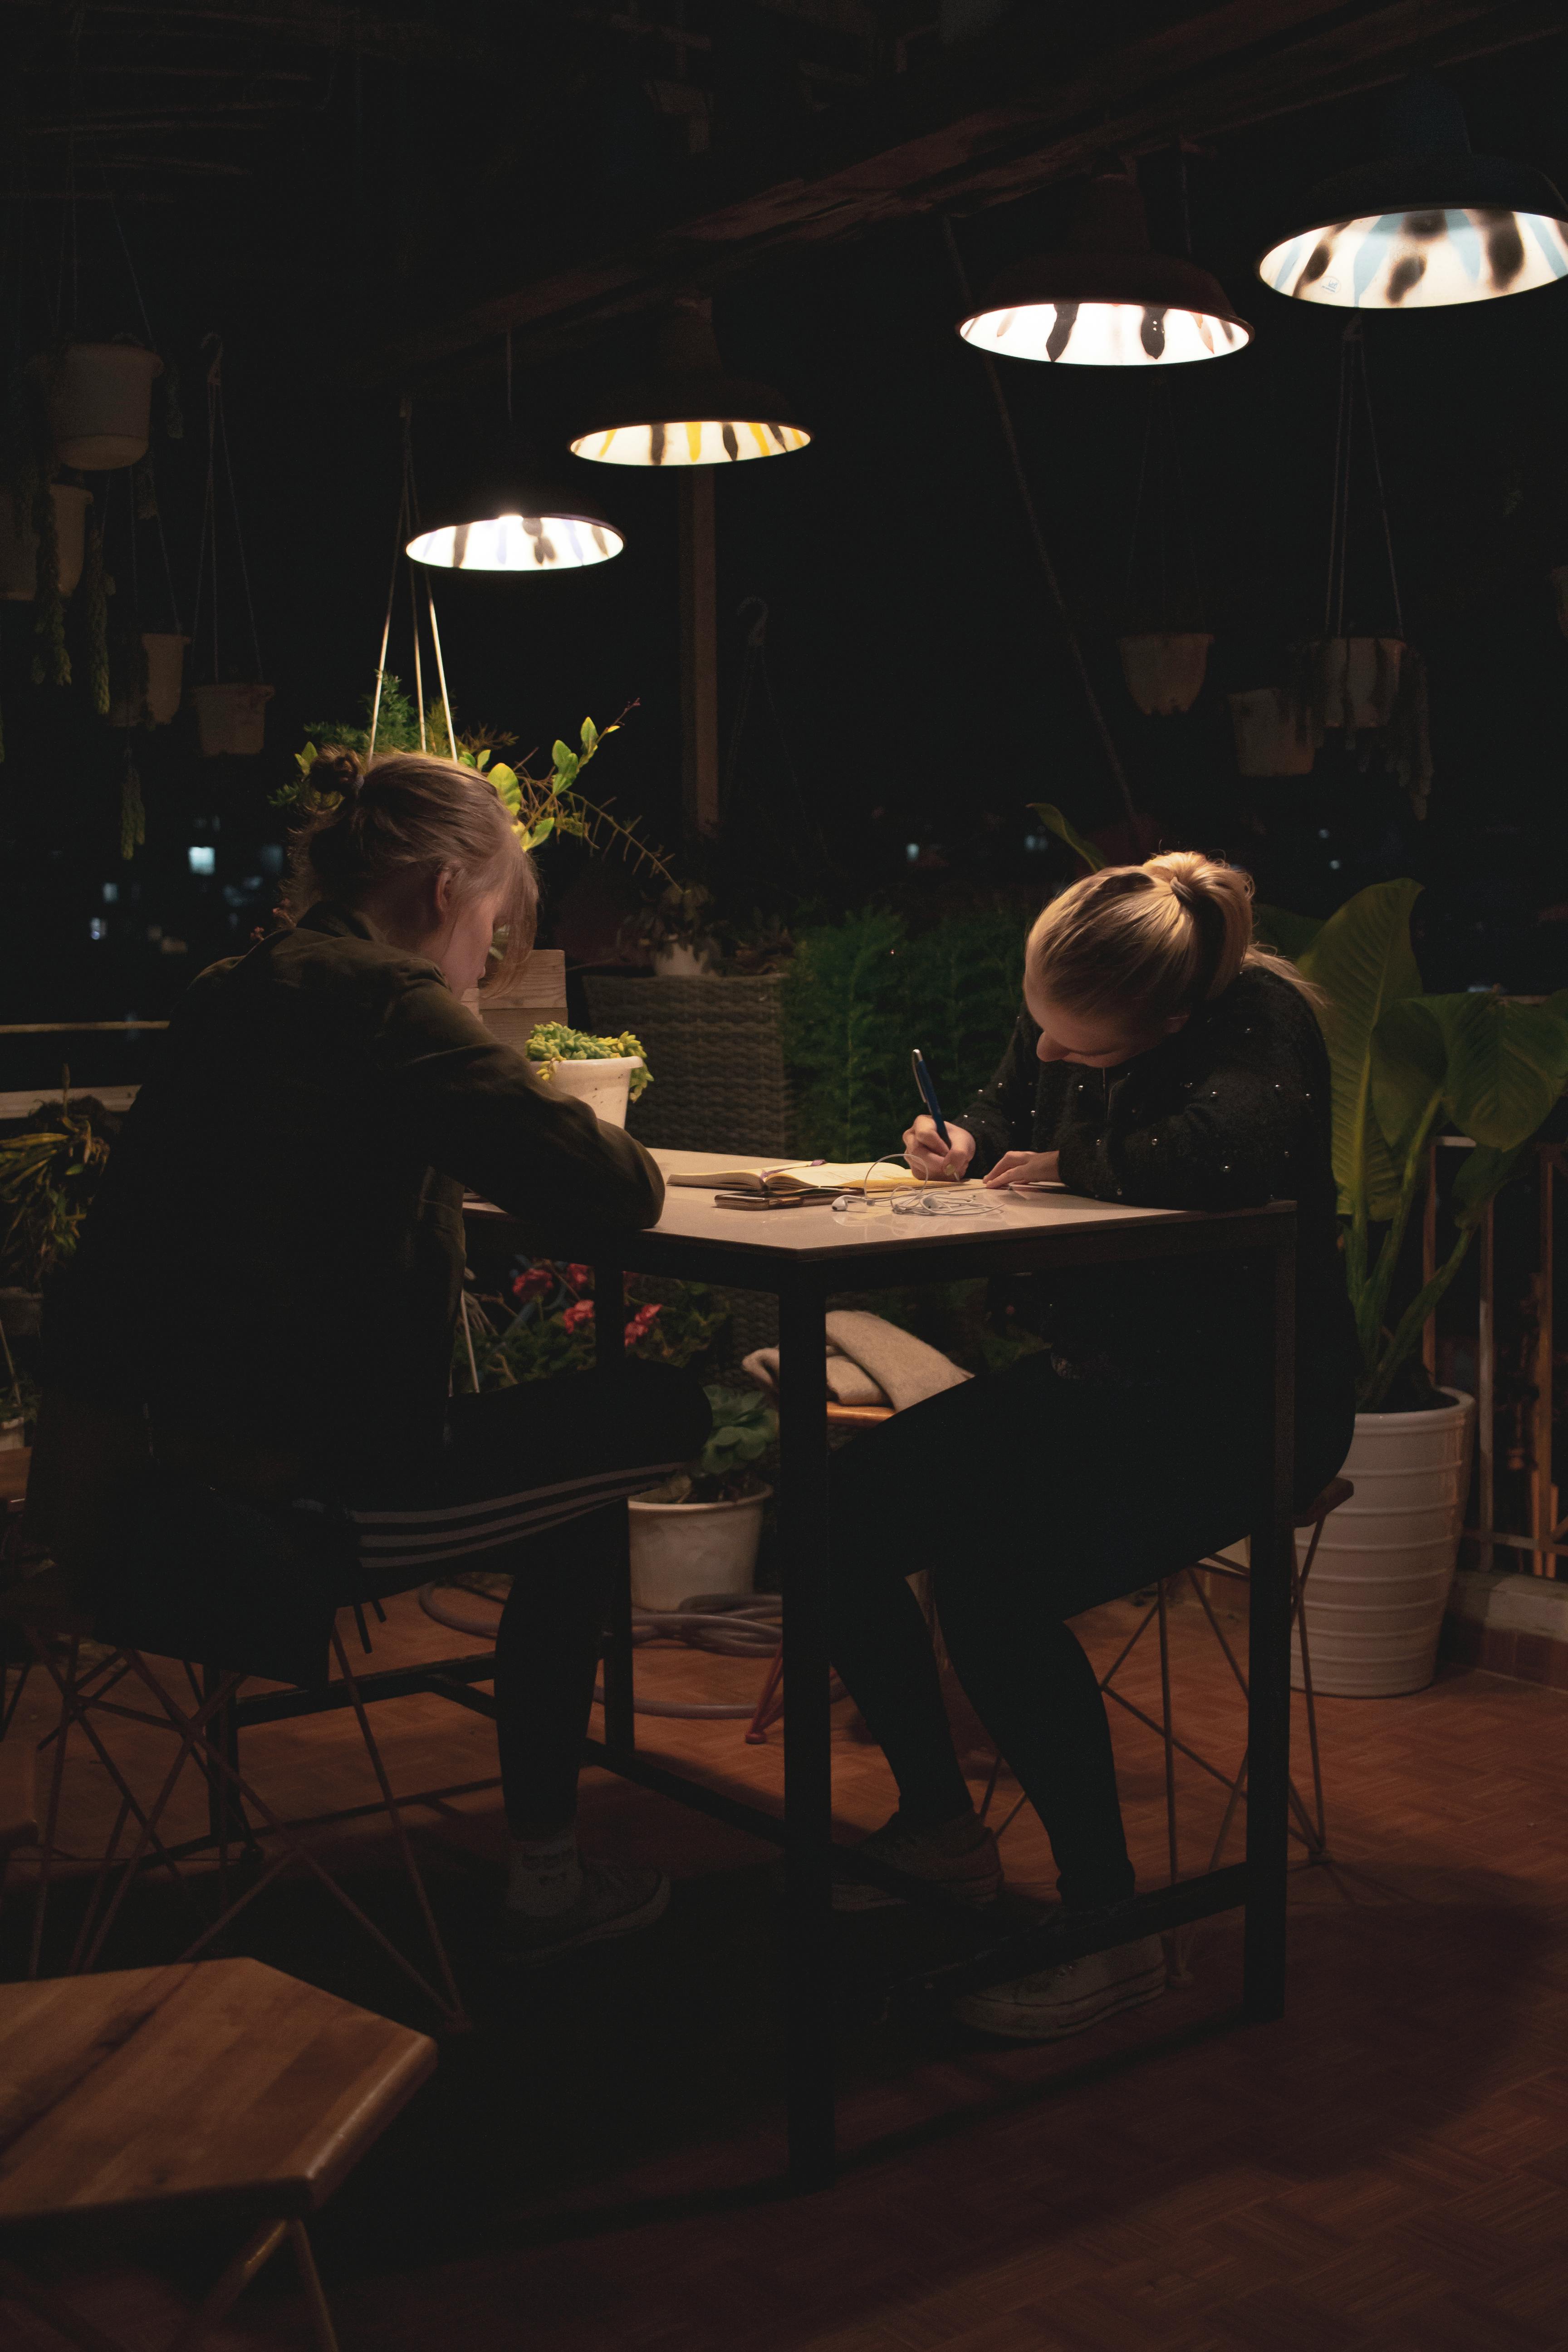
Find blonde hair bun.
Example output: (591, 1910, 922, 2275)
(1025, 850, 1284, 1024)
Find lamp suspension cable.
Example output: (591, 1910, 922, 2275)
(1323, 323, 1403, 646)
(941, 213, 1139, 828)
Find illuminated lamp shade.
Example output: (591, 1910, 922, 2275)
(407, 441, 623, 571)
(958, 169, 1251, 367)
(1258, 76, 1568, 310)
(569, 298, 809, 466)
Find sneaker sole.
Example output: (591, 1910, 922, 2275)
(833, 1874, 1001, 1914)
(953, 1965, 1166, 2042)
(505, 1874, 671, 1967)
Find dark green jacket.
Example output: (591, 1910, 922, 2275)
(41, 905, 662, 1490)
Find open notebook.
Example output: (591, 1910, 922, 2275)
(668, 1163, 985, 1210)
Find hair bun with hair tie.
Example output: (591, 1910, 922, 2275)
(311, 744, 363, 804)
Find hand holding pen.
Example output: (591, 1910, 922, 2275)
(903, 1049, 976, 1181)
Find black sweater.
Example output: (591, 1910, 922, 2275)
(955, 965, 1356, 1490)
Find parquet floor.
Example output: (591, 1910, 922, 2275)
(4, 1588, 1568, 2352)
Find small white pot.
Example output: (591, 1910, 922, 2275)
(192, 681, 274, 756)
(1294, 1388, 1474, 1698)
(51, 342, 162, 470)
(629, 1485, 770, 1612)
(542, 1055, 642, 1127)
(652, 941, 717, 977)
(1228, 686, 1316, 777)
(0, 481, 91, 602)
(1117, 632, 1212, 716)
(0, 1419, 24, 1454)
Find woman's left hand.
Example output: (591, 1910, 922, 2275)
(983, 1149, 1061, 1191)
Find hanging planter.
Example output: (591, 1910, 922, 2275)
(1314, 635, 1404, 733)
(51, 343, 162, 471)
(110, 632, 188, 727)
(192, 681, 273, 756)
(0, 481, 90, 602)
(1227, 686, 1316, 776)
(1117, 632, 1213, 715)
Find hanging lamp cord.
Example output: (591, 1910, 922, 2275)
(940, 214, 1139, 828)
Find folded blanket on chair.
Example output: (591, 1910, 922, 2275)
(743, 1308, 971, 1413)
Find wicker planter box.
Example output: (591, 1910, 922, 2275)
(583, 975, 794, 1158)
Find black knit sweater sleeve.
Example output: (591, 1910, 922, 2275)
(955, 1005, 1044, 1174)
(1053, 973, 1323, 1213)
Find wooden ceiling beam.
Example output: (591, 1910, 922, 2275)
(363, 0, 1560, 387)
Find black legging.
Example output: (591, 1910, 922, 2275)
(828, 1348, 1341, 1910)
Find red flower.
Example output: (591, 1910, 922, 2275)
(563, 1299, 596, 1333)
(510, 1266, 554, 1303)
(623, 1302, 662, 1348)
(564, 1263, 593, 1295)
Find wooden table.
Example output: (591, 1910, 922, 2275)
(476, 1149, 1298, 2190)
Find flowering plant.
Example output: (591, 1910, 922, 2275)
(454, 1259, 727, 1391)
(524, 1023, 651, 1102)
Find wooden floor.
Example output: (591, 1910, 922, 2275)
(4, 1587, 1568, 2351)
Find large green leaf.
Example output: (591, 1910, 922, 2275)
(1450, 1140, 1531, 1229)
(1425, 991, 1568, 1150)
(1298, 880, 1423, 1221)
(1028, 804, 1103, 872)
(1370, 996, 1448, 1165)
(1253, 904, 1324, 963)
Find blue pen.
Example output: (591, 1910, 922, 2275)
(911, 1049, 950, 1145)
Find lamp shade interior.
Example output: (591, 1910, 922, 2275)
(406, 512, 623, 571)
(570, 417, 810, 467)
(1259, 207, 1568, 309)
(960, 299, 1248, 366)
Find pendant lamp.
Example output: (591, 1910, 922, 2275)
(958, 167, 1251, 368)
(569, 297, 808, 467)
(1258, 76, 1568, 311)
(407, 434, 624, 571)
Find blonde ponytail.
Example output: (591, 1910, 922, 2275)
(1025, 850, 1315, 1024)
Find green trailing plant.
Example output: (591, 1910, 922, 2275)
(524, 1023, 651, 1101)
(79, 521, 109, 717)
(0, 1084, 116, 1290)
(638, 1384, 778, 1505)
(1295, 881, 1568, 1410)
(781, 907, 1026, 1161)
(275, 678, 669, 878)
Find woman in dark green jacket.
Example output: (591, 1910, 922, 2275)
(34, 747, 707, 1963)
(828, 852, 1356, 2042)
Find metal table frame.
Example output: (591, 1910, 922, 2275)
(524, 1194, 1298, 2190)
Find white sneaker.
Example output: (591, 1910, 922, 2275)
(953, 1933, 1166, 2041)
(504, 1861, 671, 1965)
(833, 1810, 1003, 1913)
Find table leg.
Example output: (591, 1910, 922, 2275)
(778, 1275, 835, 2189)
(595, 1261, 635, 1761)
(1244, 1236, 1295, 2022)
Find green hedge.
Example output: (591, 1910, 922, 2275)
(780, 909, 1027, 1162)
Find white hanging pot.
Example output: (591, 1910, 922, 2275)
(539, 1055, 642, 1127)
(1227, 686, 1315, 777)
(110, 632, 188, 728)
(0, 482, 91, 602)
(628, 1485, 770, 1612)
(1317, 636, 1404, 733)
(51, 343, 162, 470)
(192, 681, 274, 756)
(1294, 1389, 1474, 1698)
(1117, 632, 1213, 716)
(1551, 566, 1568, 642)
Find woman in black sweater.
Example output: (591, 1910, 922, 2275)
(829, 852, 1356, 2041)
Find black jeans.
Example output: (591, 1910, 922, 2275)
(355, 1362, 710, 1838)
(829, 1348, 1340, 1910)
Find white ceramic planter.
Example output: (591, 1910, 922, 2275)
(192, 681, 274, 755)
(1117, 632, 1212, 716)
(629, 1485, 770, 1612)
(1228, 686, 1315, 776)
(543, 1055, 642, 1127)
(0, 1420, 24, 1454)
(652, 942, 717, 977)
(1294, 1388, 1474, 1698)
(1317, 635, 1404, 732)
(0, 482, 91, 602)
(110, 631, 188, 727)
(51, 343, 162, 470)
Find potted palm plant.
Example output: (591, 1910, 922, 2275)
(1291, 882, 1568, 1695)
